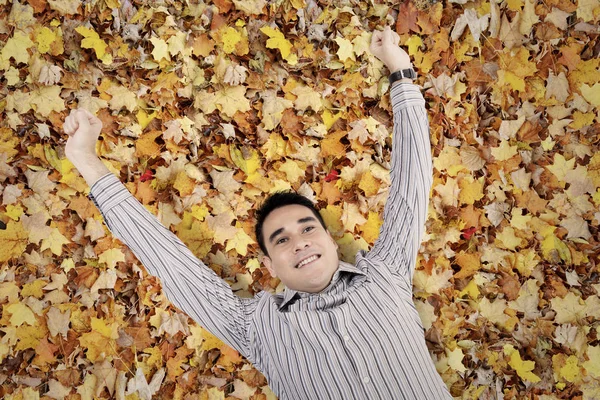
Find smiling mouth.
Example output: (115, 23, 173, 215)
(295, 255, 320, 269)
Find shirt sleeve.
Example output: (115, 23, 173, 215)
(88, 173, 258, 359)
(366, 83, 433, 281)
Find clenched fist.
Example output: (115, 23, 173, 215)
(63, 108, 103, 163)
(369, 26, 412, 74)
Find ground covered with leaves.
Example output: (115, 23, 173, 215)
(0, 0, 599, 398)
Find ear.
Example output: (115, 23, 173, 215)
(262, 255, 277, 278)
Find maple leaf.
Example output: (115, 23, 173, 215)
(7, 303, 37, 327)
(450, 9, 489, 42)
(504, 344, 541, 383)
(46, 307, 71, 338)
(46, 379, 72, 399)
(75, 26, 112, 64)
(260, 25, 297, 64)
(0, 220, 28, 263)
(214, 85, 251, 118)
(126, 368, 165, 400)
(0, 31, 34, 69)
(292, 84, 323, 112)
(48, 0, 81, 15)
(551, 292, 587, 324)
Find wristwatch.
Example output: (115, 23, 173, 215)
(389, 68, 417, 84)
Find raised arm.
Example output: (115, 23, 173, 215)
(64, 110, 258, 358)
(366, 27, 433, 280)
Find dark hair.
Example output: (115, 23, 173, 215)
(255, 191, 327, 256)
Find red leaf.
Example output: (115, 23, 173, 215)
(324, 170, 339, 182)
(140, 169, 153, 182)
(461, 226, 477, 240)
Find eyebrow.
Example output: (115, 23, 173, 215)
(268, 216, 317, 244)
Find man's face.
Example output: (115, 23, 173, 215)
(261, 204, 340, 293)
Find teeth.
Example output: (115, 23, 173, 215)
(297, 255, 318, 268)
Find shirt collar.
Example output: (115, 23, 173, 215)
(277, 261, 366, 311)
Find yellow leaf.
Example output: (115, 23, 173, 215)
(320, 204, 344, 235)
(577, 0, 600, 22)
(541, 233, 572, 263)
(279, 159, 305, 184)
(173, 170, 195, 196)
(405, 35, 423, 56)
(98, 248, 125, 269)
(292, 84, 323, 112)
(260, 26, 297, 64)
(479, 297, 509, 326)
(261, 133, 288, 161)
(546, 153, 576, 181)
(7, 303, 37, 327)
(150, 36, 170, 61)
(21, 279, 46, 299)
(106, 84, 138, 112)
(5, 204, 23, 220)
(583, 346, 600, 377)
(0, 31, 34, 69)
(359, 211, 382, 244)
(15, 325, 45, 351)
(230, 146, 261, 176)
(551, 292, 586, 324)
(75, 26, 111, 64)
(433, 146, 465, 176)
(498, 70, 525, 92)
(40, 227, 70, 256)
(0, 220, 28, 263)
(79, 330, 117, 362)
(0, 282, 19, 303)
(495, 226, 524, 250)
(458, 175, 484, 205)
(214, 85, 251, 118)
(225, 223, 255, 256)
(29, 86, 66, 117)
(322, 109, 343, 130)
(434, 177, 459, 207)
(221, 27, 242, 54)
(320, 130, 347, 158)
(454, 252, 481, 279)
(580, 83, 600, 107)
(504, 344, 541, 383)
(35, 26, 58, 54)
(459, 279, 480, 299)
(334, 37, 355, 61)
(558, 355, 581, 383)
(446, 347, 467, 372)
(358, 170, 381, 197)
(491, 140, 518, 161)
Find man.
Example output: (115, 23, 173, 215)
(64, 26, 451, 399)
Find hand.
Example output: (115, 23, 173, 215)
(64, 108, 102, 163)
(370, 26, 412, 73)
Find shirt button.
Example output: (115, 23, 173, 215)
(363, 376, 371, 384)
(343, 335, 350, 342)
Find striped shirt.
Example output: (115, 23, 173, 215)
(88, 83, 451, 399)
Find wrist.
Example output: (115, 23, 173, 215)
(388, 64, 412, 73)
(68, 152, 101, 167)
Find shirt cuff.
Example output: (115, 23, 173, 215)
(88, 173, 133, 213)
(390, 83, 425, 114)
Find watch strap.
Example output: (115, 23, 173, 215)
(389, 68, 417, 84)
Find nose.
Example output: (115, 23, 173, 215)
(293, 237, 310, 253)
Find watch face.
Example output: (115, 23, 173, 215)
(404, 69, 416, 79)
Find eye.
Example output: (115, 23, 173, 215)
(303, 226, 315, 233)
(276, 237, 288, 245)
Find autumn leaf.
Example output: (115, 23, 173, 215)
(0, 220, 28, 262)
(1, 0, 599, 398)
